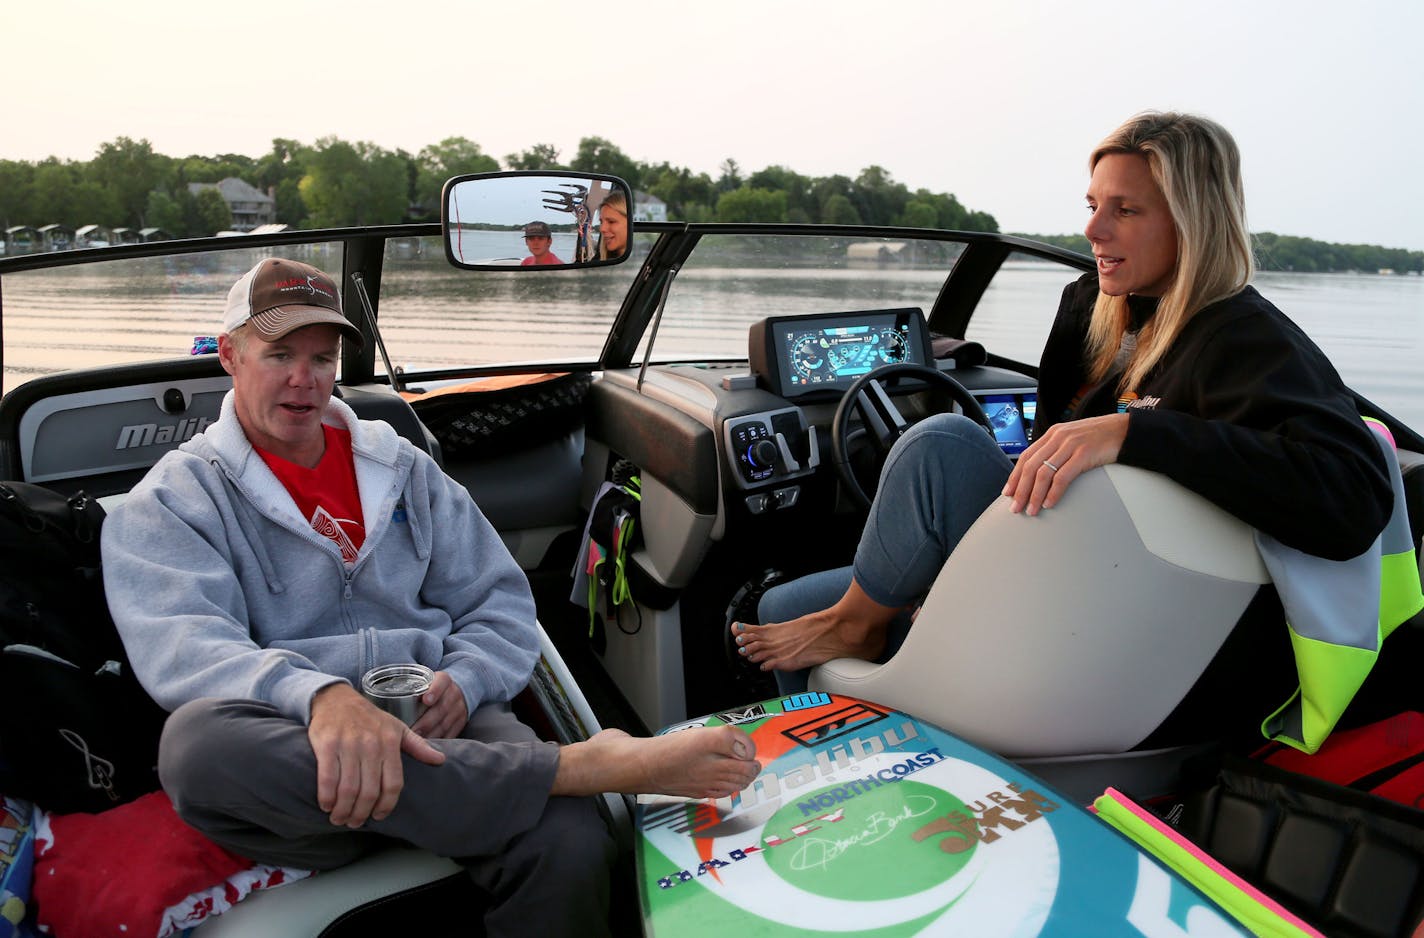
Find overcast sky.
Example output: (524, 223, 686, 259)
(4, 0, 1421, 249)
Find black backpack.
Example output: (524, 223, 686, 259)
(0, 481, 167, 813)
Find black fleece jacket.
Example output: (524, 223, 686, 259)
(1033, 273, 1391, 561)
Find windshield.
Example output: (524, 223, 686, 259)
(0, 243, 342, 394)
(639, 233, 964, 363)
(0, 232, 652, 394)
(378, 233, 646, 378)
(964, 253, 1088, 367)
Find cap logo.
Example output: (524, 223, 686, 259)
(273, 275, 335, 302)
(223, 258, 363, 350)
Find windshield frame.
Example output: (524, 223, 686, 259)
(600, 223, 1091, 371)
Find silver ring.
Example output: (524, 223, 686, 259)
(1042, 459, 1060, 472)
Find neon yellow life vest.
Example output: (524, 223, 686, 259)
(1260, 418, 1424, 753)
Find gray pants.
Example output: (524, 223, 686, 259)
(160, 697, 614, 937)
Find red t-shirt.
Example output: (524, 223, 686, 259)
(257, 425, 366, 563)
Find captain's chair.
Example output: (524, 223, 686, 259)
(809, 465, 1273, 802)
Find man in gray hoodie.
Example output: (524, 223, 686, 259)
(101, 258, 759, 937)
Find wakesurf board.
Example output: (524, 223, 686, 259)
(636, 691, 1252, 936)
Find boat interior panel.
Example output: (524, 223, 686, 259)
(0, 364, 443, 505)
(583, 377, 720, 516)
(333, 385, 443, 466)
(0, 363, 231, 499)
(446, 431, 585, 570)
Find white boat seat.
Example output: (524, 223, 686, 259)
(190, 846, 466, 936)
(810, 465, 1272, 774)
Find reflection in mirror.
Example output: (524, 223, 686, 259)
(441, 172, 633, 270)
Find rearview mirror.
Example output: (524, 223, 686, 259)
(441, 172, 633, 270)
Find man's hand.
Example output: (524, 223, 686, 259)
(308, 683, 445, 828)
(1003, 413, 1130, 516)
(410, 670, 469, 740)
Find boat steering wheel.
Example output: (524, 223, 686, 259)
(831, 362, 994, 510)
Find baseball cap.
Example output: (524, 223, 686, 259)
(522, 221, 553, 238)
(222, 258, 363, 347)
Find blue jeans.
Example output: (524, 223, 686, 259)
(759, 414, 1012, 692)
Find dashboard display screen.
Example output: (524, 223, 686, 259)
(980, 392, 1037, 457)
(983, 394, 1029, 456)
(763, 309, 929, 398)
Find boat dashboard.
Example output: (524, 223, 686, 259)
(748, 307, 932, 401)
(592, 306, 1038, 523)
(577, 306, 1045, 726)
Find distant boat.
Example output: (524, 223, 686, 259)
(75, 224, 112, 249)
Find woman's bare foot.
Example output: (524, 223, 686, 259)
(730, 576, 902, 672)
(730, 611, 886, 672)
(553, 726, 760, 799)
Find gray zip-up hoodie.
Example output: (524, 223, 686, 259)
(101, 391, 539, 725)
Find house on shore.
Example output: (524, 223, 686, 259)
(847, 241, 906, 267)
(187, 178, 276, 232)
(634, 191, 668, 223)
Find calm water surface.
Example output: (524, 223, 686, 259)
(973, 265, 1424, 431)
(3, 257, 1421, 430)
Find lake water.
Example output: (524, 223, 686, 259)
(967, 264, 1424, 432)
(2, 254, 1421, 431)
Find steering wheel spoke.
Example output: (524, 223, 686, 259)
(831, 362, 994, 510)
(855, 378, 911, 453)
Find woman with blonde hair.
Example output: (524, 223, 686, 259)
(596, 189, 628, 260)
(734, 112, 1391, 743)
(1081, 111, 1254, 397)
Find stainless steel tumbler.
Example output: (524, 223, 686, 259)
(360, 663, 433, 726)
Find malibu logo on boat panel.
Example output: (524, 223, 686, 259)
(115, 417, 214, 450)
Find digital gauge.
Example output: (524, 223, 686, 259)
(791, 334, 828, 380)
(756, 307, 930, 399)
(876, 328, 908, 364)
(825, 330, 879, 374)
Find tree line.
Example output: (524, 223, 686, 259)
(0, 135, 998, 239)
(2, 135, 1418, 273)
(1016, 232, 1424, 275)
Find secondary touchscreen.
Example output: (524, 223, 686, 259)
(983, 394, 1029, 456)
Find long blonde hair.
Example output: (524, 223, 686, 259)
(1086, 112, 1254, 390)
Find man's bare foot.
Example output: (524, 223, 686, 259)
(553, 727, 760, 799)
(729, 609, 886, 672)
